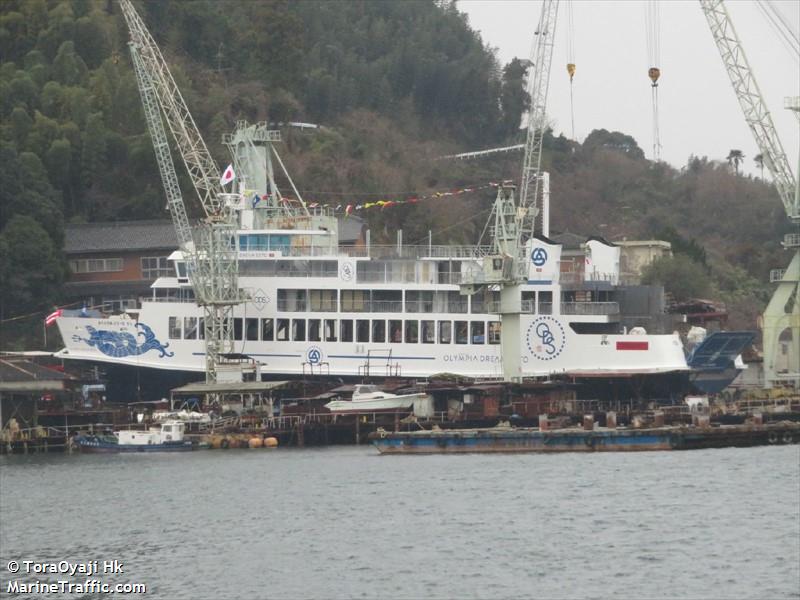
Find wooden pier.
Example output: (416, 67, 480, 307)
(1, 425, 73, 455)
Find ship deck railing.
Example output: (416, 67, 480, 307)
(559, 271, 620, 285)
(561, 301, 620, 316)
(240, 244, 493, 260)
(518, 300, 618, 315)
(782, 233, 800, 248)
(196, 415, 242, 433)
(340, 244, 493, 260)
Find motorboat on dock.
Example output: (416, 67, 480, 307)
(325, 385, 428, 414)
(74, 420, 193, 452)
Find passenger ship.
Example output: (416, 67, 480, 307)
(53, 123, 750, 395)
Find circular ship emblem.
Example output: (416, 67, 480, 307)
(531, 247, 548, 267)
(340, 262, 354, 281)
(526, 316, 566, 361)
(306, 346, 323, 365)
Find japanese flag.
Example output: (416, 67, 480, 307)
(220, 164, 235, 187)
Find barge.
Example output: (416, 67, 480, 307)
(369, 421, 800, 454)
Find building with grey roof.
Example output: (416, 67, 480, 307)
(63, 220, 179, 313)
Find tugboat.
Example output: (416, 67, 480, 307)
(74, 420, 193, 453)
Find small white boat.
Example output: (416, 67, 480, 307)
(325, 385, 427, 414)
(74, 420, 193, 452)
(152, 409, 211, 423)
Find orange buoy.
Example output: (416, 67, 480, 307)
(648, 67, 660, 86)
(264, 436, 278, 448)
(248, 437, 263, 449)
(567, 63, 576, 81)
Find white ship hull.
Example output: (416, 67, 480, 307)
(55, 270, 689, 380)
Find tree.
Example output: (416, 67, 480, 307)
(654, 226, 707, 267)
(73, 14, 109, 69)
(8, 106, 32, 145)
(0, 143, 63, 244)
(0, 215, 64, 320)
(753, 153, 764, 179)
(80, 112, 106, 190)
(7, 73, 38, 110)
(498, 58, 529, 139)
(44, 137, 72, 190)
(641, 255, 712, 302)
(583, 129, 645, 160)
(726, 149, 744, 174)
(17, 151, 65, 245)
(40, 81, 65, 118)
(52, 41, 88, 86)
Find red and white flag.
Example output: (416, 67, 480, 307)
(45, 309, 62, 327)
(220, 164, 236, 187)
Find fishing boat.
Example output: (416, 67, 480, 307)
(74, 420, 192, 453)
(53, 122, 752, 398)
(324, 384, 428, 414)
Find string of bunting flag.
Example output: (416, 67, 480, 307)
(246, 181, 503, 216)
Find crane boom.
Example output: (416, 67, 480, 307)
(119, 0, 225, 219)
(129, 45, 195, 260)
(518, 0, 560, 238)
(700, 0, 798, 222)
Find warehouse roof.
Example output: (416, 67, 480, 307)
(65, 220, 178, 253)
(0, 358, 73, 392)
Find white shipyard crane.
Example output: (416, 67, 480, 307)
(459, 0, 559, 381)
(119, 0, 246, 385)
(517, 0, 559, 245)
(476, 0, 559, 269)
(700, 0, 800, 388)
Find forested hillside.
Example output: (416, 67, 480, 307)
(0, 0, 788, 347)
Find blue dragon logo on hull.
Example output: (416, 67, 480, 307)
(72, 323, 174, 358)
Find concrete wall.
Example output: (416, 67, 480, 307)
(617, 240, 672, 283)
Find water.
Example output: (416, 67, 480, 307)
(1, 446, 798, 599)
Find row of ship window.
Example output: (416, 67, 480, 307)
(237, 260, 458, 283)
(168, 316, 501, 345)
(275, 289, 518, 314)
(69, 256, 172, 279)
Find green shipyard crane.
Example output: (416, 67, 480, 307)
(119, 0, 247, 386)
(700, 0, 800, 388)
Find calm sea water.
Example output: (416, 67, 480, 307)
(1, 445, 798, 599)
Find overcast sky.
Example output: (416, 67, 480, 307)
(458, 0, 799, 178)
